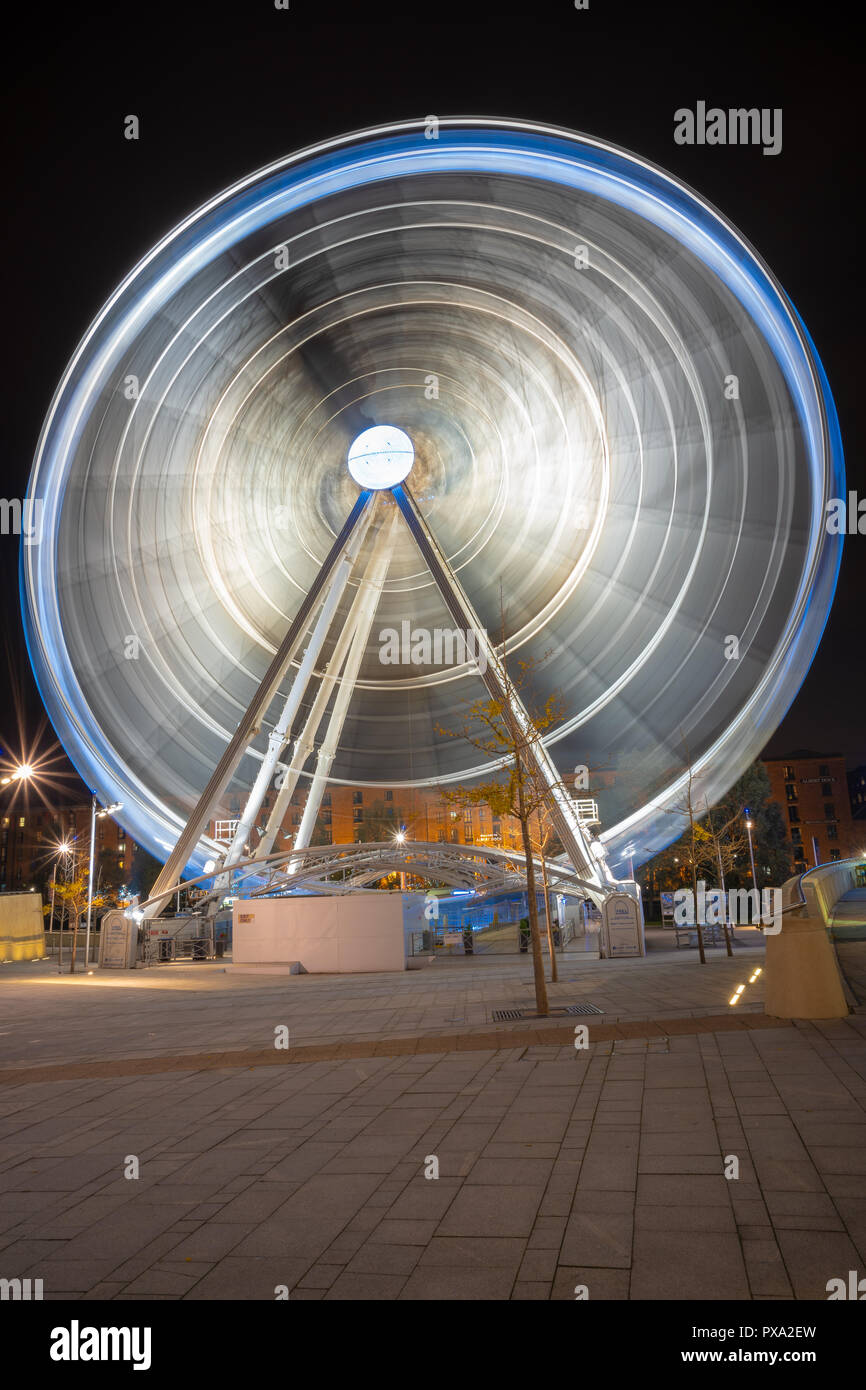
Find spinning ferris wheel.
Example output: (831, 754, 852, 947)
(21, 118, 843, 912)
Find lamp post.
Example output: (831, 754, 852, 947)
(744, 808, 758, 889)
(84, 797, 122, 969)
(52, 840, 72, 969)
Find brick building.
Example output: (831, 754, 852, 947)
(848, 766, 866, 822)
(0, 800, 132, 895)
(209, 782, 539, 857)
(763, 752, 861, 870)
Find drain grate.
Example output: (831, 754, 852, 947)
(564, 1002, 604, 1016)
(491, 1008, 525, 1022)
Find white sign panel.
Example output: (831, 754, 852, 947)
(601, 893, 645, 958)
(98, 909, 138, 968)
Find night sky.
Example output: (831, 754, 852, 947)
(1, 0, 862, 806)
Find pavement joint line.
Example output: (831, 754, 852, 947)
(0, 1012, 796, 1086)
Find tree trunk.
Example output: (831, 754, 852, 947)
(540, 847, 558, 983)
(518, 776, 548, 1015)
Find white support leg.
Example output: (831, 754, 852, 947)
(290, 511, 399, 863)
(217, 498, 376, 880)
(139, 489, 375, 920)
(392, 482, 611, 891)
(255, 509, 398, 861)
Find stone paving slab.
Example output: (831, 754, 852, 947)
(0, 1012, 792, 1087)
(0, 1014, 863, 1300)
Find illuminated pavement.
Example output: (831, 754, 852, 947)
(1, 940, 866, 1301)
(0, 932, 768, 1071)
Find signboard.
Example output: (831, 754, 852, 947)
(601, 893, 645, 958)
(98, 909, 138, 969)
(660, 891, 675, 921)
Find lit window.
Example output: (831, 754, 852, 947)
(18, 817, 25, 828)
(118, 859, 124, 869)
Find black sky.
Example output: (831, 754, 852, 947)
(1, 0, 862, 800)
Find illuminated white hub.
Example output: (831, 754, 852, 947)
(347, 425, 414, 489)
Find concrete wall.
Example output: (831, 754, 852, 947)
(801, 862, 856, 924)
(765, 862, 853, 1019)
(0, 892, 45, 962)
(232, 893, 406, 973)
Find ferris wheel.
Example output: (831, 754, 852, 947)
(21, 118, 843, 907)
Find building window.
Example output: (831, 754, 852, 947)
(819, 764, 829, 778)
(794, 846, 806, 862)
(353, 791, 363, 806)
(788, 807, 800, 824)
(291, 812, 301, 826)
(385, 789, 393, 802)
(824, 804, 835, 821)
(790, 828, 802, 844)
(821, 782, 833, 798)
(321, 811, 331, 826)
(118, 859, 124, 869)
(385, 805, 394, 817)
(450, 827, 460, 843)
(785, 785, 797, 802)
(353, 808, 363, 822)
(827, 823, 838, 841)
(784, 765, 796, 780)
(830, 849, 841, 861)
(18, 817, 25, 828)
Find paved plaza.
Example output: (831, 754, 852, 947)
(1, 939, 865, 1300)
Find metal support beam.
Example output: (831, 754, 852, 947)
(254, 509, 395, 861)
(391, 482, 611, 890)
(141, 489, 375, 919)
(290, 510, 399, 863)
(215, 497, 376, 885)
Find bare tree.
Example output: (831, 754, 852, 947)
(438, 655, 564, 1017)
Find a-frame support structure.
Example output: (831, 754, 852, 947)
(141, 480, 616, 920)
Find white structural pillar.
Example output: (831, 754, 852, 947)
(255, 509, 397, 861)
(392, 481, 613, 894)
(214, 499, 377, 887)
(138, 488, 375, 920)
(290, 510, 399, 864)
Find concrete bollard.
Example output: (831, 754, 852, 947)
(764, 910, 849, 1019)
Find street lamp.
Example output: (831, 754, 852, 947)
(84, 797, 123, 969)
(1, 763, 34, 786)
(395, 827, 407, 890)
(51, 839, 72, 969)
(744, 808, 758, 889)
